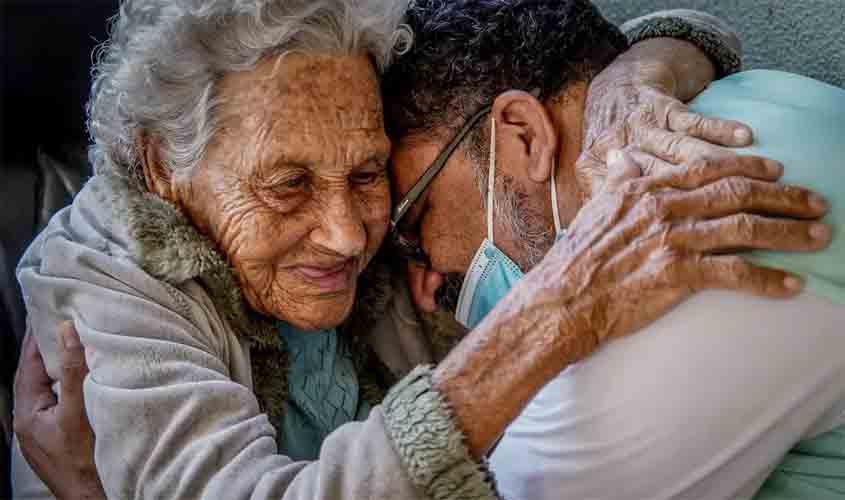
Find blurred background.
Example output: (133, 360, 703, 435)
(2, 1, 119, 496)
(1, 0, 843, 496)
(594, 0, 845, 88)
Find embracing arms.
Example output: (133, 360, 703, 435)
(12, 10, 832, 500)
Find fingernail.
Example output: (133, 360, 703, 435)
(734, 127, 752, 144)
(810, 194, 830, 212)
(810, 223, 832, 241)
(61, 323, 81, 349)
(607, 149, 623, 165)
(784, 276, 803, 291)
(767, 161, 784, 177)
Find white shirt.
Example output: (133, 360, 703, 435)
(490, 290, 845, 500)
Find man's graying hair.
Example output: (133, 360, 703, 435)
(383, 0, 628, 267)
(87, 0, 412, 186)
(383, 0, 627, 146)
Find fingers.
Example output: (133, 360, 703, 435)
(13, 330, 56, 417)
(682, 255, 804, 298)
(57, 322, 89, 425)
(668, 215, 832, 253)
(667, 107, 754, 147)
(635, 126, 736, 166)
(663, 177, 829, 220)
(626, 149, 783, 191)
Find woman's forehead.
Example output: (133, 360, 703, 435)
(217, 53, 384, 132)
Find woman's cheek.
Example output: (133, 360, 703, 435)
(361, 177, 391, 249)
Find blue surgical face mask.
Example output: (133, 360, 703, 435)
(454, 118, 566, 329)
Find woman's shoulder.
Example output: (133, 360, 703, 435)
(17, 174, 246, 375)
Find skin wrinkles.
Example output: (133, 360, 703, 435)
(390, 39, 834, 456)
(148, 53, 391, 330)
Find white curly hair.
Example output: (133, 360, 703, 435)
(87, 0, 412, 185)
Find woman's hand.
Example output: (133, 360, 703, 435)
(13, 323, 105, 500)
(435, 150, 831, 459)
(577, 37, 753, 196)
(547, 149, 830, 347)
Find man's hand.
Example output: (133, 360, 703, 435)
(13, 322, 105, 500)
(577, 37, 754, 196)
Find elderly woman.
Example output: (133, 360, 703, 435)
(9, 1, 826, 499)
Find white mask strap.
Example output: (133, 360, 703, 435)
(487, 117, 497, 241)
(550, 158, 565, 237)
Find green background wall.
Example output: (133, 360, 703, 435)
(593, 0, 845, 88)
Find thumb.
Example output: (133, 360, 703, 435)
(57, 321, 89, 422)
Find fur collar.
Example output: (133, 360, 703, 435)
(94, 173, 396, 423)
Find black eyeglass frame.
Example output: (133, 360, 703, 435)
(388, 104, 493, 265)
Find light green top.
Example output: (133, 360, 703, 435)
(690, 70, 845, 498)
(276, 323, 369, 461)
(690, 70, 845, 305)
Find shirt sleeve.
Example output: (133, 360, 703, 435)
(16, 203, 498, 500)
(621, 9, 743, 77)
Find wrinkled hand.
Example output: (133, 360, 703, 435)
(13, 322, 105, 500)
(539, 149, 831, 351)
(577, 53, 754, 197)
(438, 149, 831, 458)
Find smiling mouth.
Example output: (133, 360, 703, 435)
(293, 260, 354, 293)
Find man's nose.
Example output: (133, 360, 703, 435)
(311, 190, 367, 258)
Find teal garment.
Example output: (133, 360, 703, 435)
(689, 70, 845, 498)
(690, 70, 845, 305)
(754, 427, 845, 499)
(276, 323, 370, 461)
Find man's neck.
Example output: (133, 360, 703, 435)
(546, 82, 590, 229)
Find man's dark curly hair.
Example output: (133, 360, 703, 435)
(383, 0, 629, 149)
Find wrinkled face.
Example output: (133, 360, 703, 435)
(175, 54, 391, 330)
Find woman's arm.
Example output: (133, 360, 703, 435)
(13, 185, 435, 500)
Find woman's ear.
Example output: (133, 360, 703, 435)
(491, 90, 558, 184)
(135, 130, 174, 201)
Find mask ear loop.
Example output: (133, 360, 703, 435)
(550, 158, 565, 237)
(487, 117, 497, 243)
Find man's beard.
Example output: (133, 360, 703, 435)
(433, 175, 556, 314)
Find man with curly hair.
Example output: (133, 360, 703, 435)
(382, 0, 845, 498)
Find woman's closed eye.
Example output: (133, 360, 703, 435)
(260, 167, 310, 194)
(254, 169, 312, 210)
(350, 164, 386, 186)
(279, 174, 307, 190)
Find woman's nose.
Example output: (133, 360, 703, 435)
(311, 191, 367, 258)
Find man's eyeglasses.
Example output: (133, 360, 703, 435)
(388, 104, 492, 266)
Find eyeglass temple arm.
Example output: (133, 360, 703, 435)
(390, 104, 493, 229)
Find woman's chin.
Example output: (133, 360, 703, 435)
(267, 291, 356, 332)
(242, 269, 360, 330)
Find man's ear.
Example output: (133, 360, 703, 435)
(491, 90, 558, 184)
(406, 262, 444, 313)
(135, 130, 174, 201)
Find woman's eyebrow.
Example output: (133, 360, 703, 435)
(354, 151, 389, 168)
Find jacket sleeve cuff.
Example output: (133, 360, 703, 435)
(620, 9, 743, 77)
(382, 365, 501, 500)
